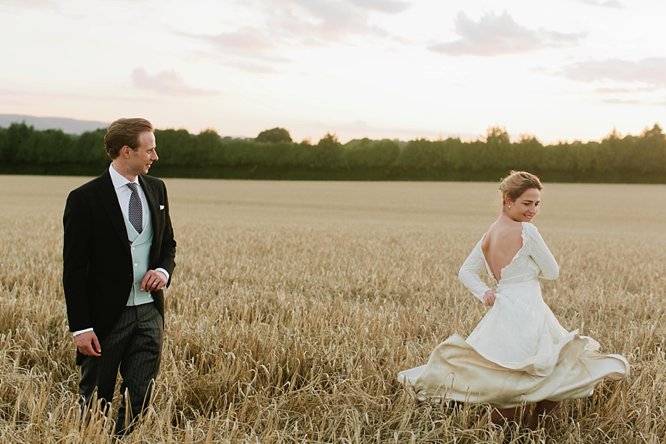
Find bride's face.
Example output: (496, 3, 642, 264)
(506, 188, 541, 222)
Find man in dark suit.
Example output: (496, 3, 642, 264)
(63, 117, 176, 434)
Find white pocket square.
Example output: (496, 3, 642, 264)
(159, 205, 165, 210)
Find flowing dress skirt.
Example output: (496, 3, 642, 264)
(398, 281, 629, 408)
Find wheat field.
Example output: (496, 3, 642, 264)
(0, 175, 664, 443)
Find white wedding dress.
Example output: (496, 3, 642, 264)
(398, 222, 629, 408)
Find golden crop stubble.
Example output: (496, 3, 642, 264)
(0, 175, 664, 443)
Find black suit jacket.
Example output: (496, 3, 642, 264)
(63, 169, 176, 340)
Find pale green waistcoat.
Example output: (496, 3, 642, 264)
(123, 211, 154, 306)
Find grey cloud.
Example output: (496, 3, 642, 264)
(602, 98, 643, 105)
(579, 0, 623, 9)
(203, 52, 283, 74)
(228, 62, 280, 74)
(1, 0, 57, 8)
(279, 0, 376, 40)
(348, 0, 412, 13)
(544, 29, 584, 45)
(205, 27, 277, 52)
(564, 58, 666, 87)
(131, 68, 219, 96)
(248, 0, 411, 42)
(595, 86, 660, 94)
(430, 11, 584, 56)
(182, 30, 292, 72)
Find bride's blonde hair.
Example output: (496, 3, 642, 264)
(499, 171, 542, 203)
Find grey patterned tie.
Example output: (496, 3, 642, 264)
(127, 183, 143, 234)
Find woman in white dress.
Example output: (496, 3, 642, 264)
(398, 171, 629, 428)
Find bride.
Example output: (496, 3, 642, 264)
(398, 171, 629, 428)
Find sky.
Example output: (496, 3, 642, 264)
(1, 0, 665, 143)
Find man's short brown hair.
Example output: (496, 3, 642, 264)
(104, 118, 154, 159)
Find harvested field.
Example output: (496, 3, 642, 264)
(0, 175, 664, 443)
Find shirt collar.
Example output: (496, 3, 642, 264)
(109, 163, 139, 190)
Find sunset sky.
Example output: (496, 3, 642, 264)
(1, 0, 665, 143)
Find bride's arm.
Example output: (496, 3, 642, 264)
(526, 223, 559, 279)
(458, 240, 491, 302)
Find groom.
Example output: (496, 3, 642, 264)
(63, 117, 176, 434)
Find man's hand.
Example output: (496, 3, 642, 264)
(75, 331, 102, 357)
(483, 290, 496, 308)
(140, 269, 167, 292)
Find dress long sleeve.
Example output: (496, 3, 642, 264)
(458, 240, 491, 302)
(525, 223, 559, 280)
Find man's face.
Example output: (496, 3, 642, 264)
(126, 131, 158, 176)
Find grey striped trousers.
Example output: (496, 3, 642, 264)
(79, 302, 163, 434)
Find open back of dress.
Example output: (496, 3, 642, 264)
(481, 224, 524, 283)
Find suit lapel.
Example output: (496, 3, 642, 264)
(139, 176, 160, 235)
(98, 170, 129, 245)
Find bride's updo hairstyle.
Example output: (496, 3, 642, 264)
(499, 171, 542, 203)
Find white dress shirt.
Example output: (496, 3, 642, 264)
(109, 163, 149, 231)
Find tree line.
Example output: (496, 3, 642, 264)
(1, 122, 665, 182)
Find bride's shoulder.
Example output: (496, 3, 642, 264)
(484, 220, 522, 245)
(521, 222, 543, 240)
(520, 221, 535, 232)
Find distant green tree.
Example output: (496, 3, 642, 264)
(30, 129, 76, 163)
(73, 129, 107, 164)
(567, 141, 597, 174)
(486, 127, 510, 146)
(482, 127, 511, 170)
(313, 133, 344, 167)
(437, 138, 463, 172)
(344, 138, 399, 168)
(460, 141, 488, 171)
(221, 139, 255, 166)
(3, 122, 34, 163)
(508, 135, 544, 172)
(154, 129, 193, 165)
(261, 141, 314, 167)
(256, 127, 292, 143)
(396, 139, 447, 169)
(255, 141, 289, 166)
(0, 127, 7, 163)
(442, 138, 466, 170)
(641, 123, 664, 140)
(610, 127, 666, 176)
(639, 124, 666, 173)
(599, 129, 627, 173)
(192, 129, 222, 166)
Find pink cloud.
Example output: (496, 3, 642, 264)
(131, 68, 219, 96)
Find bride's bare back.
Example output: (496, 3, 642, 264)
(481, 220, 523, 282)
